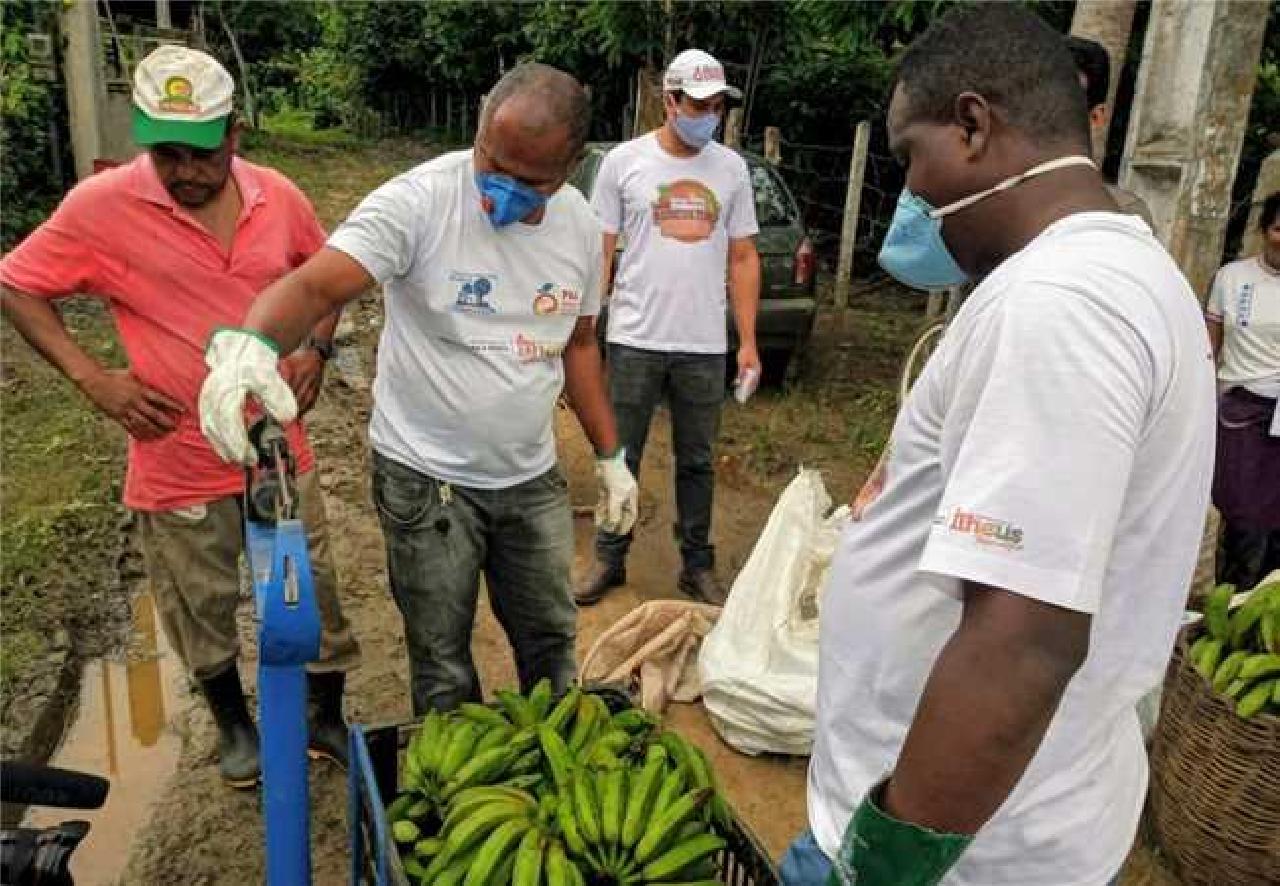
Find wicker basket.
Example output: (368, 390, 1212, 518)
(1148, 630, 1280, 885)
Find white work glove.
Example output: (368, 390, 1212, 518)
(595, 448, 638, 536)
(199, 327, 297, 465)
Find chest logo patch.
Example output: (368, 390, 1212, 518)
(532, 283, 582, 316)
(450, 272, 498, 314)
(652, 179, 720, 243)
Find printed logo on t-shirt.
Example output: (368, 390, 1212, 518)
(532, 283, 583, 316)
(514, 333, 565, 363)
(651, 179, 720, 243)
(1235, 282, 1255, 327)
(450, 272, 498, 314)
(937, 507, 1025, 551)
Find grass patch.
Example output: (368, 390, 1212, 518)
(1, 305, 126, 702)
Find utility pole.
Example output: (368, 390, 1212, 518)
(62, 0, 106, 180)
(1120, 0, 1270, 300)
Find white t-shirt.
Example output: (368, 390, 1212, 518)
(808, 214, 1216, 886)
(328, 150, 602, 489)
(591, 133, 758, 353)
(1206, 255, 1280, 398)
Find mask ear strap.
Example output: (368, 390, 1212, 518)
(931, 155, 1095, 219)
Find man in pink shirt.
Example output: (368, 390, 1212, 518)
(0, 46, 359, 788)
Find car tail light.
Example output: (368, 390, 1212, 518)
(794, 236, 815, 287)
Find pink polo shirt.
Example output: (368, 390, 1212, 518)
(0, 155, 324, 511)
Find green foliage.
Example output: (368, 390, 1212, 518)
(1, 1, 70, 251)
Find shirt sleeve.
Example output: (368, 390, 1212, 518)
(725, 156, 760, 240)
(589, 151, 624, 235)
(0, 183, 115, 299)
(580, 216, 604, 318)
(1205, 268, 1226, 321)
(326, 176, 424, 284)
(917, 284, 1153, 614)
(290, 189, 329, 267)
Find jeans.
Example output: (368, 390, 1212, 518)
(371, 451, 577, 715)
(778, 829, 1123, 886)
(596, 343, 725, 571)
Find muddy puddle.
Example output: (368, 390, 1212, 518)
(26, 591, 187, 886)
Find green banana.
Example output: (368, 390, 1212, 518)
(433, 850, 480, 886)
(600, 767, 627, 845)
(528, 678, 554, 720)
(586, 745, 623, 771)
(443, 788, 535, 833)
(510, 748, 543, 776)
(1229, 597, 1267, 648)
(1238, 653, 1280, 683)
(567, 693, 600, 755)
(500, 773, 544, 792)
(1204, 583, 1235, 641)
(497, 690, 538, 728)
(1262, 610, 1280, 655)
(539, 723, 576, 791)
(1194, 638, 1225, 681)
(634, 788, 713, 864)
(439, 721, 480, 782)
(1226, 678, 1250, 698)
(544, 839, 573, 886)
(1273, 679, 1280, 705)
(572, 771, 603, 844)
(402, 855, 430, 883)
(640, 833, 727, 881)
(474, 723, 516, 756)
(651, 767, 688, 821)
(1236, 679, 1278, 719)
(420, 710, 450, 775)
(512, 828, 545, 886)
(393, 819, 421, 845)
(556, 788, 589, 856)
(1213, 650, 1252, 693)
(622, 745, 668, 848)
(464, 816, 534, 886)
(444, 799, 532, 857)
(611, 708, 659, 735)
(386, 794, 415, 823)
(413, 837, 445, 859)
(659, 731, 697, 779)
(459, 702, 512, 730)
(442, 746, 516, 799)
(545, 686, 582, 735)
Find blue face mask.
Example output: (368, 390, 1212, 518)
(475, 172, 548, 227)
(673, 110, 721, 150)
(877, 155, 1096, 291)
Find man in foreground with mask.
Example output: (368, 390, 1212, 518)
(576, 48, 760, 607)
(782, 7, 1214, 885)
(198, 63, 637, 715)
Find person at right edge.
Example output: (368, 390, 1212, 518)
(782, 7, 1215, 886)
(1205, 193, 1280, 592)
(576, 49, 761, 607)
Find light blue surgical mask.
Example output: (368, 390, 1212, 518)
(673, 109, 721, 150)
(475, 172, 548, 227)
(878, 155, 1095, 291)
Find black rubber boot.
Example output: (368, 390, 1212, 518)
(678, 567, 727, 606)
(574, 562, 626, 606)
(198, 664, 260, 789)
(307, 671, 348, 769)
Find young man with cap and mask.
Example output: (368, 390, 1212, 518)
(198, 63, 637, 716)
(0, 46, 360, 788)
(782, 7, 1215, 886)
(576, 49, 761, 607)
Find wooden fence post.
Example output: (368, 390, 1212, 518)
(763, 126, 781, 165)
(724, 108, 743, 148)
(834, 120, 871, 309)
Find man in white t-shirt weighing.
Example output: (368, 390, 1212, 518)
(1205, 192, 1280, 591)
(197, 64, 638, 714)
(782, 8, 1215, 886)
(576, 49, 761, 607)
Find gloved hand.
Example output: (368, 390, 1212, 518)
(595, 448, 638, 536)
(199, 327, 297, 465)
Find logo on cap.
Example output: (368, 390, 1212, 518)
(159, 76, 199, 114)
(691, 65, 724, 82)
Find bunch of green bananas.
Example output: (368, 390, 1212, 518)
(385, 680, 737, 885)
(1190, 581, 1280, 720)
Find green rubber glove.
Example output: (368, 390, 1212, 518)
(827, 780, 973, 886)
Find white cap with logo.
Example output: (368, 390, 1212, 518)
(132, 45, 235, 149)
(663, 49, 742, 101)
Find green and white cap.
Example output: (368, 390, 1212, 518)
(132, 45, 234, 149)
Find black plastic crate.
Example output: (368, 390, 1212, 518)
(347, 705, 779, 885)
